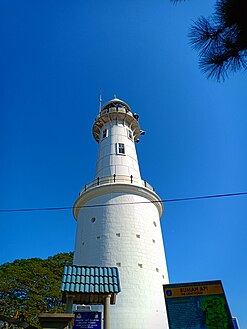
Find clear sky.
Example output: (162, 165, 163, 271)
(1, 0, 247, 327)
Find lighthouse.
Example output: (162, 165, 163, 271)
(73, 98, 169, 329)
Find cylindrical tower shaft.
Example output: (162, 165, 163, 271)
(73, 98, 169, 329)
(94, 120, 141, 179)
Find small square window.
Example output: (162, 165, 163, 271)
(136, 234, 140, 238)
(128, 130, 133, 140)
(102, 129, 108, 139)
(138, 263, 143, 268)
(117, 143, 125, 154)
(116, 233, 121, 237)
(116, 262, 121, 267)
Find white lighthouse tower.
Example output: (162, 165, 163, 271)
(73, 98, 169, 329)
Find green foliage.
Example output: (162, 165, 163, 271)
(0, 252, 73, 327)
(190, 0, 247, 81)
(172, 0, 247, 80)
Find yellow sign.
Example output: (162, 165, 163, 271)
(164, 283, 223, 298)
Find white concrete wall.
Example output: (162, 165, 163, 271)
(73, 192, 169, 329)
(94, 121, 141, 179)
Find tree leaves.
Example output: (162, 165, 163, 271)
(0, 252, 73, 328)
(189, 0, 247, 80)
(171, 0, 247, 80)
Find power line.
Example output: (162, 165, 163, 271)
(0, 191, 246, 214)
(165, 191, 247, 202)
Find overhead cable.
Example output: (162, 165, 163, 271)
(0, 191, 246, 213)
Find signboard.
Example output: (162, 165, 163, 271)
(73, 312, 102, 329)
(164, 280, 234, 329)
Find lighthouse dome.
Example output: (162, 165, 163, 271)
(101, 97, 131, 113)
(93, 97, 140, 143)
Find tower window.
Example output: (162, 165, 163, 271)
(116, 233, 121, 237)
(102, 129, 108, 139)
(136, 234, 140, 238)
(128, 130, 133, 140)
(116, 262, 121, 267)
(138, 264, 143, 268)
(153, 221, 157, 227)
(117, 143, 125, 155)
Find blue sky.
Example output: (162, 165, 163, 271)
(1, 0, 247, 327)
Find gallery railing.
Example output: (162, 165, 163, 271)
(79, 174, 154, 196)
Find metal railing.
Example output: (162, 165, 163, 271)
(79, 175, 154, 196)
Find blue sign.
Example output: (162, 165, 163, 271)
(164, 281, 234, 329)
(73, 312, 102, 329)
